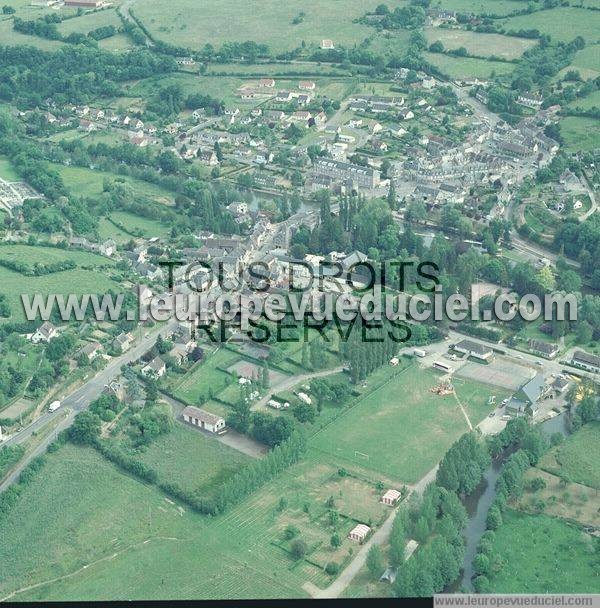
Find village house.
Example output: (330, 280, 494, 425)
(181, 405, 226, 434)
(30, 321, 58, 344)
(78, 119, 97, 133)
(517, 93, 543, 109)
(320, 39, 334, 50)
(112, 332, 134, 353)
(259, 78, 275, 88)
(76, 341, 102, 362)
(528, 339, 559, 360)
(298, 81, 316, 91)
(142, 357, 166, 378)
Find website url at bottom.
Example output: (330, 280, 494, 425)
(435, 595, 599, 608)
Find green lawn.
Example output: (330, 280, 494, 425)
(488, 509, 598, 593)
(134, 0, 407, 53)
(500, 7, 600, 43)
(424, 27, 535, 60)
(309, 364, 500, 483)
(569, 89, 600, 111)
(170, 348, 239, 404)
(424, 52, 515, 79)
(539, 421, 600, 490)
(133, 423, 250, 498)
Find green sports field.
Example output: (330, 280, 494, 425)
(309, 364, 503, 483)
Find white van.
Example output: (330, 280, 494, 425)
(48, 400, 61, 413)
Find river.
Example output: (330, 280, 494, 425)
(459, 412, 571, 590)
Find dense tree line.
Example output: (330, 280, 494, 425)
(0, 44, 177, 108)
(436, 433, 491, 495)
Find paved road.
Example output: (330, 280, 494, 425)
(0, 320, 176, 492)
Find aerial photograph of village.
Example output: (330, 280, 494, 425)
(0, 0, 598, 604)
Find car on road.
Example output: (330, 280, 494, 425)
(488, 412, 495, 418)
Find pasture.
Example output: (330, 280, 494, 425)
(500, 7, 600, 43)
(57, 8, 121, 37)
(48, 163, 175, 205)
(424, 52, 515, 79)
(559, 116, 600, 153)
(0, 444, 389, 600)
(0, 264, 119, 323)
(539, 421, 600, 490)
(0, 243, 116, 268)
(134, 0, 407, 53)
(487, 510, 598, 593)
(423, 27, 535, 60)
(435, 0, 526, 15)
(309, 364, 500, 484)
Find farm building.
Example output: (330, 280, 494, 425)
(181, 406, 226, 434)
(381, 489, 401, 506)
(299, 81, 316, 91)
(348, 523, 371, 542)
(454, 339, 494, 362)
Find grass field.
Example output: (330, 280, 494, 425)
(559, 116, 600, 153)
(500, 7, 600, 43)
(435, 0, 526, 14)
(57, 8, 121, 37)
(423, 27, 535, 60)
(559, 44, 600, 80)
(171, 348, 239, 404)
(309, 364, 502, 483)
(539, 421, 600, 490)
(47, 163, 175, 205)
(134, 0, 407, 53)
(0, 265, 119, 323)
(0, 243, 116, 268)
(424, 52, 515, 79)
(133, 423, 250, 499)
(0, 444, 381, 600)
(0, 18, 64, 51)
(108, 211, 172, 239)
(0, 155, 20, 182)
(569, 89, 600, 110)
(487, 509, 598, 593)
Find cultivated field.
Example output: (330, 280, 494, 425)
(423, 27, 536, 60)
(309, 364, 502, 483)
(487, 510, 598, 593)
